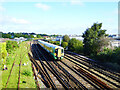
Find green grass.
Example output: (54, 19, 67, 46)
(2, 41, 36, 88)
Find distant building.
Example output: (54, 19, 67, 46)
(56, 36, 63, 41)
(43, 36, 50, 39)
(110, 40, 120, 48)
(33, 35, 37, 37)
(68, 35, 83, 41)
(13, 37, 27, 42)
(109, 34, 120, 39)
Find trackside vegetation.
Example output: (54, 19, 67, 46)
(68, 38, 83, 54)
(0, 42, 7, 89)
(6, 40, 19, 54)
(0, 42, 7, 65)
(1, 41, 36, 88)
(61, 23, 120, 71)
(82, 23, 120, 71)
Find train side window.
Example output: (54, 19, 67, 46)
(61, 49, 64, 53)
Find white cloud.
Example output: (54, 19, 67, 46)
(0, 5, 5, 11)
(35, 3, 50, 10)
(70, 0, 84, 6)
(10, 18, 30, 24)
(0, 16, 30, 25)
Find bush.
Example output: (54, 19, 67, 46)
(1, 42, 7, 59)
(49, 41, 60, 45)
(61, 42, 68, 49)
(68, 38, 83, 53)
(6, 57, 13, 65)
(22, 70, 32, 76)
(53, 41, 60, 45)
(0, 42, 7, 67)
(93, 47, 120, 64)
(63, 35, 70, 42)
(49, 41, 54, 44)
(6, 40, 19, 53)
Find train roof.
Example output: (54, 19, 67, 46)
(38, 40, 64, 49)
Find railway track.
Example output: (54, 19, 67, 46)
(18, 43, 30, 89)
(5, 43, 27, 89)
(64, 52, 120, 88)
(5, 54, 17, 89)
(31, 63, 41, 89)
(34, 44, 81, 89)
(65, 51, 120, 77)
(65, 52, 120, 79)
(32, 42, 88, 89)
(30, 41, 120, 89)
(31, 45, 56, 88)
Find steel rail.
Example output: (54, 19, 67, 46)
(60, 60, 101, 89)
(53, 61, 87, 89)
(66, 53, 120, 83)
(64, 55, 120, 88)
(65, 51, 120, 77)
(73, 65, 111, 89)
(33, 44, 57, 89)
(31, 63, 41, 89)
(28, 53, 51, 88)
(35, 44, 73, 89)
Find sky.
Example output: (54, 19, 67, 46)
(0, 0, 119, 35)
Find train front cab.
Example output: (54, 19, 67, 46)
(55, 48, 64, 60)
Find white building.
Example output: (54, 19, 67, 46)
(33, 35, 37, 37)
(110, 40, 120, 47)
(13, 37, 27, 42)
(69, 35, 83, 41)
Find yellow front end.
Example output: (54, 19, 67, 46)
(58, 49, 61, 57)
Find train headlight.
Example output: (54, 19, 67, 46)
(54, 53, 56, 56)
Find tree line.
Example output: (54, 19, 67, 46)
(61, 23, 120, 67)
(1, 32, 60, 39)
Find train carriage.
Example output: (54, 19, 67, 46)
(38, 40, 64, 60)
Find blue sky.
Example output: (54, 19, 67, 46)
(0, 1, 119, 35)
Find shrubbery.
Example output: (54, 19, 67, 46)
(6, 40, 19, 53)
(0, 42, 7, 60)
(92, 47, 120, 65)
(49, 41, 60, 45)
(68, 38, 83, 54)
(0, 42, 7, 66)
(61, 42, 68, 49)
(63, 35, 70, 42)
(22, 70, 32, 76)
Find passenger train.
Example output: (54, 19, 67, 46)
(37, 40, 64, 60)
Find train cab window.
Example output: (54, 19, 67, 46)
(55, 49, 58, 53)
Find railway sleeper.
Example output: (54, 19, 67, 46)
(64, 56, 120, 88)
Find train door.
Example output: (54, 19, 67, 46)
(58, 49, 61, 57)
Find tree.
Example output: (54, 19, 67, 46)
(37, 34, 42, 38)
(63, 35, 70, 42)
(61, 42, 68, 49)
(29, 35, 34, 38)
(68, 38, 83, 53)
(2, 33, 11, 38)
(53, 41, 60, 45)
(24, 35, 29, 38)
(82, 23, 108, 55)
(14, 33, 20, 38)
